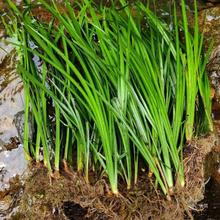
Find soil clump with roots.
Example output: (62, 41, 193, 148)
(10, 128, 220, 220)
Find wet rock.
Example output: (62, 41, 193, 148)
(0, 9, 30, 218)
(207, 45, 220, 101)
(0, 194, 12, 214)
(199, 6, 220, 48)
(0, 139, 6, 152)
(0, 175, 24, 219)
(208, 45, 220, 71)
(0, 144, 27, 190)
(13, 111, 25, 144)
(4, 137, 20, 151)
(13, 110, 34, 143)
(0, 50, 24, 143)
(203, 5, 220, 100)
(0, 143, 26, 219)
(0, 41, 14, 63)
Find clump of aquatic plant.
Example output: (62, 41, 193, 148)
(4, 0, 212, 198)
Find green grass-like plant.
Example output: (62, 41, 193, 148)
(4, 0, 213, 197)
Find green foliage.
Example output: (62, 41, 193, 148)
(5, 0, 212, 197)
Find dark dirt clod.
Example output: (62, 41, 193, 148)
(62, 201, 88, 220)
